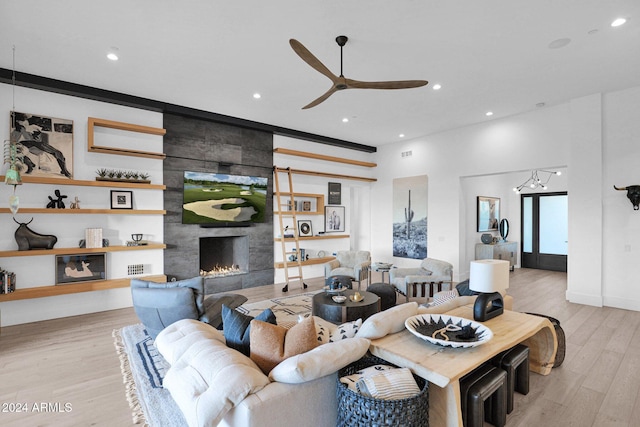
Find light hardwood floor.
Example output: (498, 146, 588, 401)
(0, 269, 639, 426)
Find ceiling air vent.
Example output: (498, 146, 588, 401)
(401, 150, 413, 158)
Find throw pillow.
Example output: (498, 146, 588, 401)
(431, 289, 460, 306)
(222, 305, 276, 356)
(249, 316, 318, 374)
(313, 316, 362, 344)
(456, 279, 479, 296)
(356, 302, 418, 340)
(330, 318, 362, 342)
(355, 368, 420, 400)
(269, 337, 370, 384)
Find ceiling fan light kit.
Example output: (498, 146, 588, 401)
(290, 35, 428, 109)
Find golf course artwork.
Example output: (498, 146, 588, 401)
(182, 171, 268, 225)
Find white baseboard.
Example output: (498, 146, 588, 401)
(565, 290, 603, 307)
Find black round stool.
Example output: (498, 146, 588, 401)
(366, 283, 397, 311)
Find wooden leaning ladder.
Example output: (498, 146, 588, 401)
(273, 166, 307, 292)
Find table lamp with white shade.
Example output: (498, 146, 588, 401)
(469, 259, 510, 321)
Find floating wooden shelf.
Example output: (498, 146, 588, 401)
(0, 175, 165, 190)
(0, 274, 167, 302)
(283, 167, 376, 182)
(273, 148, 377, 168)
(274, 256, 335, 269)
(0, 208, 166, 215)
(274, 234, 350, 241)
(0, 244, 166, 258)
(88, 117, 166, 160)
(274, 192, 325, 215)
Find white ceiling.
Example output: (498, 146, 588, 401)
(1, 1, 639, 148)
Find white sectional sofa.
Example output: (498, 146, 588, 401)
(153, 292, 513, 427)
(154, 318, 369, 427)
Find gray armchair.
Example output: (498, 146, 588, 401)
(389, 258, 454, 302)
(324, 250, 371, 290)
(131, 276, 247, 338)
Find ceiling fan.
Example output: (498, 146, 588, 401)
(290, 35, 428, 109)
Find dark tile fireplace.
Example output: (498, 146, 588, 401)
(163, 113, 274, 294)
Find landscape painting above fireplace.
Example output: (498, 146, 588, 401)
(182, 171, 268, 225)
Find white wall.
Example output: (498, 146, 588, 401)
(371, 85, 640, 311)
(372, 104, 571, 277)
(0, 83, 164, 326)
(272, 135, 374, 283)
(602, 86, 640, 310)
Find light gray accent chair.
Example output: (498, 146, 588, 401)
(324, 250, 371, 290)
(389, 257, 454, 302)
(131, 276, 247, 338)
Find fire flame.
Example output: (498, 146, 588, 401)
(200, 264, 243, 278)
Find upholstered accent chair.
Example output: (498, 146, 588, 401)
(324, 250, 371, 290)
(131, 276, 247, 338)
(389, 257, 454, 302)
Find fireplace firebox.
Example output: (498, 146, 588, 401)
(199, 236, 249, 277)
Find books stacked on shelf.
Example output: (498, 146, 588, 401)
(85, 228, 104, 248)
(0, 268, 16, 294)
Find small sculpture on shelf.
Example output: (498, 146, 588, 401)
(69, 196, 81, 209)
(13, 217, 57, 251)
(46, 189, 67, 209)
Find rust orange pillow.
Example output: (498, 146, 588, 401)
(249, 316, 318, 374)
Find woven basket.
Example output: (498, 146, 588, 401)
(337, 356, 429, 427)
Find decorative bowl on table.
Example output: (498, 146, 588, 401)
(323, 285, 347, 295)
(332, 295, 347, 303)
(404, 314, 493, 348)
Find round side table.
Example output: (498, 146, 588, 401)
(312, 289, 380, 325)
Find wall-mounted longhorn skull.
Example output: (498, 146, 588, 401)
(614, 185, 640, 210)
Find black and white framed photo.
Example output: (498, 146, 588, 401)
(55, 253, 106, 285)
(110, 190, 133, 209)
(477, 196, 500, 232)
(298, 220, 313, 237)
(324, 206, 345, 232)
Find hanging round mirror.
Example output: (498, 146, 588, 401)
(499, 218, 509, 242)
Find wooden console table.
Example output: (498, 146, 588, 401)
(369, 306, 557, 427)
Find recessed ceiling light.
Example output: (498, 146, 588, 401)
(107, 52, 118, 61)
(342, 118, 349, 123)
(548, 38, 571, 49)
(399, 133, 405, 138)
(485, 111, 494, 117)
(432, 84, 442, 90)
(253, 93, 261, 99)
(611, 18, 627, 27)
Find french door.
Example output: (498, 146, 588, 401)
(521, 192, 568, 272)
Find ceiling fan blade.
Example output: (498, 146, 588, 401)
(302, 86, 339, 109)
(345, 78, 428, 90)
(290, 39, 338, 82)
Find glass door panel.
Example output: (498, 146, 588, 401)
(539, 195, 568, 255)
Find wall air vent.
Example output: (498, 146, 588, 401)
(401, 150, 413, 158)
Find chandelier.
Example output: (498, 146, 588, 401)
(512, 170, 561, 194)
